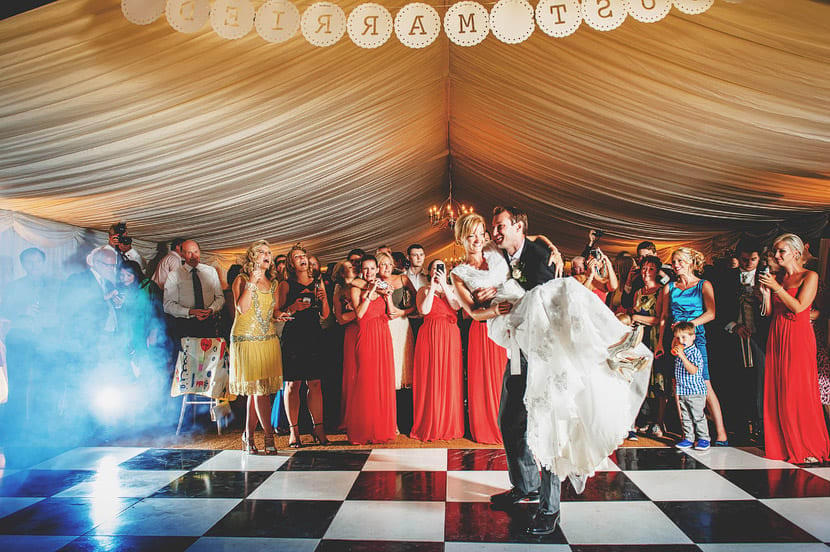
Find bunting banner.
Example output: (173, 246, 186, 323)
(122, 0, 717, 47)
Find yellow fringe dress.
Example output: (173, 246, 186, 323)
(229, 279, 283, 396)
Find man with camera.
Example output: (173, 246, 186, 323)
(105, 222, 146, 271)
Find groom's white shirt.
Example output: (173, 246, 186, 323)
(508, 238, 526, 264)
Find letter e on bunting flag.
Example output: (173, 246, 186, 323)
(301, 2, 347, 47)
(625, 0, 672, 23)
(166, 0, 210, 33)
(536, 0, 581, 37)
(444, 1, 490, 47)
(211, 0, 255, 39)
(256, 0, 300, 43)
(348, 3, 393, 48)
(582, 0, 627, 31)
(122, 0, 165, 25)
(394, 2, 441, 49)
(490, 0, 535, 44)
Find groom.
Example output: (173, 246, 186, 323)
(475, 206, 561, 535)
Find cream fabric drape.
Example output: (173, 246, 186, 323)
(0, 0, 828, 264)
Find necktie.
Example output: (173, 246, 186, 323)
(192, 268, 205, 309)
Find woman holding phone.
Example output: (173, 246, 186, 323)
(410, 259, 464, 441)
(277, 245, 330, 448)
(347, 255, 397, 444)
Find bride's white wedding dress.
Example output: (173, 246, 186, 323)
(452, 243, 651, 490)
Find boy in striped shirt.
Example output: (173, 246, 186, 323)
(672, 322, 710, 451)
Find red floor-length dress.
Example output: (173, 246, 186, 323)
(410, 293, 464, 441)
(339, 320, 359, 431)
(467, 319, 506, 444)
(346, 296, 397, 444)
(764, 288, 830, 462)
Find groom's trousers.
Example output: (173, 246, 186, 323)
(498, 352, 561, 515)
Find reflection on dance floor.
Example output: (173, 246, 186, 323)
(0, 446, 828, 551)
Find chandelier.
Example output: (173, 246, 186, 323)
(428, 172, 473, 230)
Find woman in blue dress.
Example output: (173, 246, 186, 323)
(654, 247, 729, 445)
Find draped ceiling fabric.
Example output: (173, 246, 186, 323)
(0, 0, 829, 267)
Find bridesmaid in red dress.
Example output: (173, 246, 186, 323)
(347, 255, 397, 444)
(450, 213, 507, 444)
(759, 233, 830, 463)
(410, 259, 464, 441)
(332, 260, 360, 430)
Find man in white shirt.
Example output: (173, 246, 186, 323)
(163, 240, 224, 340)
(152, 237, 186, 288)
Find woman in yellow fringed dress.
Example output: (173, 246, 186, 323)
(230, 240, 286, 454)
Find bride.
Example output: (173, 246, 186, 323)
(451, 212, 651, 489)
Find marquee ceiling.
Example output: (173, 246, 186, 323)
(1, 0, 829, 263)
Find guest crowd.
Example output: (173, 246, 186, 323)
(1, 219, 828, 464)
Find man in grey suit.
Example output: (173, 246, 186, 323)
(474, 206, 561, 536)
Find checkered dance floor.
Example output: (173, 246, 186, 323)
(0, 445, 829, 551)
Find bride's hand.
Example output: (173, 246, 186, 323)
(473, 287, 498, 304)
(494, 301, 512, 315)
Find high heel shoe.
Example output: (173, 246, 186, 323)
(242, 431, 259, 455)
(263, 433, 277, 455)
(311, 422, 330, 446)
(288, 424, 303, 449)
(608, 325, 644, 359)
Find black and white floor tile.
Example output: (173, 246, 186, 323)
(0, 445, 828, 551)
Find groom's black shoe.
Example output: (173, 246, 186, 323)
(526, 510, 560, 536)
(490, 488, 540, 507)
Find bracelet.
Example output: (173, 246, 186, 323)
(774, 287, 785, 294)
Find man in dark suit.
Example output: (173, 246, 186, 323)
(714, 238, 768, 443)
(476, 206, 560, 536)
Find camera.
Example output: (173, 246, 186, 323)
(375, 280, 389, 290)
(435, 262, 445, 272)
(118, 235, 132, 246)
(589, 248, 602, 260)
(760, 266, 771, 276)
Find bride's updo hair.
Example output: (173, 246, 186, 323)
(454, 212, 486, 245)
(671, 247, 705, 275)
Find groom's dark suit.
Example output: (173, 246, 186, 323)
(499, 238, 560, 515)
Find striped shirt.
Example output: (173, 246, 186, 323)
(675, 344, 707, 395)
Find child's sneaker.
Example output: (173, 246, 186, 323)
(675, 439, 693, 449)
(627, 431, 639, 441)
(695, 439, 710, 451)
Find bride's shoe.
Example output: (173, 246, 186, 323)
(607, 325, 644, 359)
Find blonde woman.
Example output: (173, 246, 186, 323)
(377, 252, 416, 392)
(758, 233, 829, 462)
(450, 213, 507, 443)
(230, 240, 287, 454)
(654, 247, 728, 445)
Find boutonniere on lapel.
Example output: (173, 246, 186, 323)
(510, 259, 527, 283)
